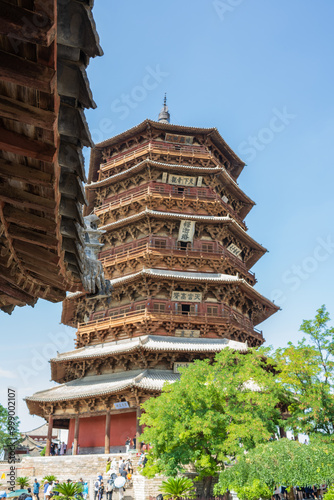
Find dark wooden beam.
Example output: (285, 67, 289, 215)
(3, 205, 56, 232)
(0, 1, 56, 46)
(14, 240, 59, 265)
(15, 254, 65, 289)
(0, 127, 56, 162)
(0, 158, 53, 186)
(0, 184, 56, 213)
(0, 275, 35, 303)
(0, 95, 56, 130)
(0, 50, 56, 93)
(8, 223, 58, 249)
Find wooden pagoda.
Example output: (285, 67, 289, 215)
(26, 103, 278, 455)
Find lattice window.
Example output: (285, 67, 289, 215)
(207, 305, 218, 316)
(154, 239, 167, 249)
(201, 242, 214, 252)
(135, 303, 146, 311)
(153, 302, 166, 313)
(92, 311, 105, 320)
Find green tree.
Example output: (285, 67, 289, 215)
(42, 475, 57, 483)
(275, 305, 334, 437)
(53, 482, 83, 500)
(214, 438, 334, 499)
(140, 347, 282, 496)
(0, 403, 21, 454)
(16, 477, 30, 489)
(159, 477, 196, 499)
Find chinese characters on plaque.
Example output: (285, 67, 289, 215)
(171, 291, 202, 302)
(165, 133, 194, 144)
(173, 362, 192, 373)
(175, 329, 201, 338)
(227, 243, 242, 258)
(168, 174, 196, 186)
(178, 220, 196, 242)
(114, 401, 129, 409)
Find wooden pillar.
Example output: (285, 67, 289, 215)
(105, 411, 111, 454)
(136, 406, 141, 452)
(45, 414, 53, 457)
(73, 415, 80, 455)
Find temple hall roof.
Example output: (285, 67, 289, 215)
(26, 369, 180, 403)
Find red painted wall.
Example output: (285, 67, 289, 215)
(67, 412, 136, 448)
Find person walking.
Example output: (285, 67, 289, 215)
(98, 481, 104, 500)
(83, 482, 89, 500)
(106, 479, 114, 500)
(43, 481, 49, 500)
(53, 481, 60, 496)
(33, 479, 40, 500)
(94, 478, 101, 500)
(125, 437, 130, 454)
(45, 482, 53, 500)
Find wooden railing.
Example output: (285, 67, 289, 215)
(77, 305, 263, 339)
(98, 239, 255, 279)
(94, 183, 246, 227)
(100, 140, 216, 172)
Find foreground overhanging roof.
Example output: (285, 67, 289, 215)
(0, 0, 103, 313)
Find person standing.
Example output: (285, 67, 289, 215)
(33, 479, 40, 500)
(125, 437, 130, 454)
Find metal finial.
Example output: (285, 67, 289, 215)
(158, 94, 170, 124)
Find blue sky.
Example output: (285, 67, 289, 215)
(1, 0, 333, 431)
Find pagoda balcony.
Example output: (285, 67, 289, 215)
(98, 237, 256, 283)
(98, 140, 218, 176)
(94, 182, 246, 228)
(76, 304, 263, 347)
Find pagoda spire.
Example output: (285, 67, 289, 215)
(158, 93, 170, 123)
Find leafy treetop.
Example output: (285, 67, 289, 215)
(140, 347, 282, 481)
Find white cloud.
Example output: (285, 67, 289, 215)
(0, 368, 17, 379)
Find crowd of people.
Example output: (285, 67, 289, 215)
(273, 485, 327, 500)
(49, 442, 67, 456)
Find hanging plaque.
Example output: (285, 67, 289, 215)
(165, 133, 194, 144)
(227, 243, 242, 258)
(197, 176, 203, 187)
(114, 402, 129, 409)
(161, 172, 168, 183)
(168, 174, 196, 187)
(178, 220, 196, 242)
(175, 329, 201, 338)
(171, 291, 202, 302)
(173, 362, 191, 373)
